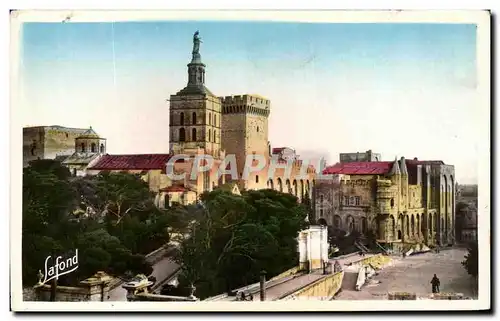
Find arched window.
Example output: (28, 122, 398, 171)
(180, 112, 184, 125)
(179, 128, 186, 142)
(208, 129, 211, 142)
(192, 128, 197, 141)
(208, 112, 211, 125)
(192, 112, 197, 125)
(390, 198, 395, 208)
(80, 143, 85, 152)
(100, 143, 104, 153)
(214, 114, 217, 126)
(213, 130, 216, 143)
(256, 175, 259, 183)
(91, 143, 96, 153)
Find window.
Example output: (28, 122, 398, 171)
(180, 112, 184, 125)
(355, 196, 360, 206)
(179, 128, 186, 142)
(390, 198, 395, 208)
(100, 143, 105, 153)
(214, 114, 216, 126)
(256, 175, 259, 183)
(257, 126, 259, 132)
(344, 196, 349, 206)
(208, 112, 211, 125)
(320, 194, 324, 203)
(91, 143, 96, 153)
(213, 130, 216, 143)
(73, 168, 77, 176)
(320, 209, 323, 217)
(192, 112, 197, 125)
(208, 129, 211, 142)
(192, 128, 197, 141)
(349, 197, 355, 206)
(80, 143, 85, 152)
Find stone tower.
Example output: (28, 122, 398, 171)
(169, 31, 222, 159)
(220, 94, 271, 190)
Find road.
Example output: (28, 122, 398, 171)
(335, 248, 477, 300)
(107, 256, 180, 301)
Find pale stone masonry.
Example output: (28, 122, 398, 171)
(313, 157, 456, 248)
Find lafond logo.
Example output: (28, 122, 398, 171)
(41, 249, 79, 284)
(165, 154, 334, 182)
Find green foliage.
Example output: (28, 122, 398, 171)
(22, 160, 169, 286)
(174, 188, 308, 299)
(462, 242, 478, 277)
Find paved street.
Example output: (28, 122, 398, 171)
(107, 256, 179, 301)
(335, 248, 477, 300)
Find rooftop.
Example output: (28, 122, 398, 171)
(88, 154, 172, 171)
(323, 161, 394, 175)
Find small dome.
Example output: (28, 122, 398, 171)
(77, 126, 100, 139)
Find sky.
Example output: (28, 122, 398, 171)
(19, 21, 479, 184)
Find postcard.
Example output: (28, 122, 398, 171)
(10, 9, 491, 312)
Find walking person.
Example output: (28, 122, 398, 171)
(431, 274, 441, 293)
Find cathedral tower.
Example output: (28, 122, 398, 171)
(169, 31, 222, 158)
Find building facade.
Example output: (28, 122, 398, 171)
(313, 157, 455, 248)
(23, 125, 90, 167)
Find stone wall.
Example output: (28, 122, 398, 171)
(23, 126, 88, 167)
(282, 271, 344, 300)
(33, 283, 110, 302)
(23, 126, 45, 166)
(43, 126, 87, 160)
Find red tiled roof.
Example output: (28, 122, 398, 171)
(272, 147, 285, 154)
(159, 186, 186, 193)
(322, 161, 394, 175)
(88, 154, 172, 171)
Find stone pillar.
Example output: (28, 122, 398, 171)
(80, 271, 112, 301)
(321, 225, 329, 264)
(298, 232, 308, 271)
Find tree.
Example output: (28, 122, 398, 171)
(173, 188, 308, 299)
(462, 241, 478, 277)
(22, 160, 160, 286)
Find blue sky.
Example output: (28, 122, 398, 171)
(19, 21, 478, 183)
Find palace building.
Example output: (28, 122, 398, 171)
(313, 156, 456, 248)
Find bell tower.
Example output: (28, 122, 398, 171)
(169, 31, 223, 158)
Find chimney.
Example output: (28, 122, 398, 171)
(259, 270, 267, 301)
